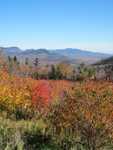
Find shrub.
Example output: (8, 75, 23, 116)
(47, 81, 113, 149)
(0, 118, 60, 150)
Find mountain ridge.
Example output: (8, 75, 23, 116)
(0, 47, 112, 65)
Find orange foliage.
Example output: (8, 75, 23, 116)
(1, 67, 113, 140)
(32, 80, 73, 108)
(32, 80, 52, 107)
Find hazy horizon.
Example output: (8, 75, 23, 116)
(0, 45, 113, 54)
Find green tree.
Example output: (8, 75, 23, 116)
(13, 56, 17, 63)
(56, 66, 63, 79)
(49, 65, 56, 79)
(33, 57, 39, 68)
(25, 57, 29, 65)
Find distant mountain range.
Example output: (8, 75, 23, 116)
(0, 47, 112, 65)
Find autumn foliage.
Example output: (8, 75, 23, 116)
(1, 67, 113, 149)
(32, 80, 52, 107)
(0, 70, 73, 117)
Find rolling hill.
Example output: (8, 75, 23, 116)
(0, 47, 112, 65)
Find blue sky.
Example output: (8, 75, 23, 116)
(0, 0, 113, 53)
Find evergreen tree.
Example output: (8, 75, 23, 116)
(48, 65, 63, 80)
(8, 56, 12, 62)
(49, 65, 56, 79)
(56, 66, 63, 79)
(13, 56, 17, 63)
(33, 57, 39, 67)
(25, 57, 29, 65)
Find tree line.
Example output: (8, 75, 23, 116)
(5, 55, 97, 81)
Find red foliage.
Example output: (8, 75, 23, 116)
(32, 80, 52, 108)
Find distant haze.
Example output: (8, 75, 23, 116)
(0, 44, 113, 54)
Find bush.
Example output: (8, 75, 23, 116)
(47, 81, 113, 149)
(0, 118, 60, 150)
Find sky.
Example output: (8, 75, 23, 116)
(0, 0, 113, 53)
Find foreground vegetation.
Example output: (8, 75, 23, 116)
(0, 69, 113, 149)
(0, 53, 113, 149)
